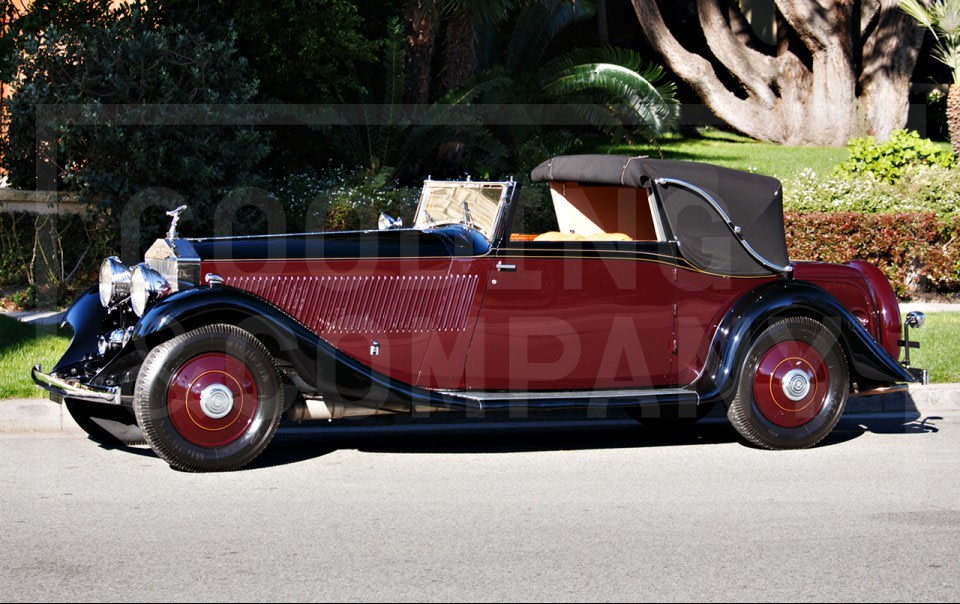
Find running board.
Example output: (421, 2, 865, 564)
(434, 387, 698, 411)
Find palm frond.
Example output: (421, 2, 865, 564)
(541, 47, 667, 81)
(435, 67, 511, 105)
(383, 18, 406, 108)
(934, 43, 960, 74)
(900, 0, 936, 33)
(506, 0, 596, 74)
(934, 0, 960, 36)
(375, 18, 408, 171)
(541, 56, 678, 136)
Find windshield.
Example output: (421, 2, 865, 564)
(414, 181, 513, 241)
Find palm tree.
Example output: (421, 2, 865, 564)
(901, 0, 960, 156)
(334, 18, 508, 179)
(477, 0, 678, 154)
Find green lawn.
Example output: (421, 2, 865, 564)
(907, 312, 960, 384)
(605, 128, 850, 180)
(0, 315, 71, 399)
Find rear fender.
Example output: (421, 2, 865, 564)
(695, 280, 914, 404)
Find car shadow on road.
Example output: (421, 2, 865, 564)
(827, 412, 942, 443)
(249, 418, 738, 469)
(245, 411, 944, 469)
(94, 411, 944, 470)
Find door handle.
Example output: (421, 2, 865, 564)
(496, 261, 517, 272)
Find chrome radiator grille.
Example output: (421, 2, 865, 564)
(143, 238, 201, 291)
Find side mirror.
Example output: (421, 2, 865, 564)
(378, 213, 403, 230)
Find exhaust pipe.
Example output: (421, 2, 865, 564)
(287, 397, 397, 422)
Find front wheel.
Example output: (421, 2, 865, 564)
(134, 324, 283, 472)
(728, 317, 849, 450)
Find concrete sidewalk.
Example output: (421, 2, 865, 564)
(3, 310, 64, 326)
(3, 383, 958, 435)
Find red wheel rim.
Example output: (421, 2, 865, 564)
(752, 340, 828, 428)
(166, 353, 259, 447)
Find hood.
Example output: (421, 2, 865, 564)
(187, 225, 490, 262)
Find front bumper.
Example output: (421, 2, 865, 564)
(32, 364, 121, 405)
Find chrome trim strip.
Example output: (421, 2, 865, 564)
(32, 364, 122, 405)
(654, 177, 793, 275)
(853, 384, 909, 397)
(438, 387, 695, 402)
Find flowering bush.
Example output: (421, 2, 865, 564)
(785, 212, 960, 297)
(782, 136, 960, 297)
(783, 166, 960, 215)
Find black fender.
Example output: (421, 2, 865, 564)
(53, 286, 136, 374)
(695, 280, 914, 405)
(53, 286, 105, 372)
(95, 286, 462, 412)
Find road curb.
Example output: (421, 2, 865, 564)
(847, 383, 960, 414)
(2, 384, 958, 434)
(0, 399, 82, 433)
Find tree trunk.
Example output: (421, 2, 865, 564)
(438, 5, 477, 170)
(441, 5, 477, 93)
(860, 0, 924, 140)
(948, 84, 960, 158)
(630, 0, 924, 145)
(403, 0, 439, 105)
(597, 0, 609, 45)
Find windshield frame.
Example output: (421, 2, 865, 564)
(413, 180, 517, 243)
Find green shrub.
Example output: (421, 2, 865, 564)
(785, 211, 960, 297)
(837, 130, 953, 184)
(1, 0, 268, 255)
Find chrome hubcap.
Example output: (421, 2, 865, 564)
(198, 383, 234, 419)
(781, 368, 811, 402)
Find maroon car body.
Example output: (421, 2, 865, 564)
(33, 155, 923, 471)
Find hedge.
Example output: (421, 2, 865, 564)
(785, 211, 960, 298)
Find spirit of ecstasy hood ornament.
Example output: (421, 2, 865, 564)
(166, 205, 188, 240)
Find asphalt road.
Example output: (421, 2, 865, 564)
(1, 412, 958, 602)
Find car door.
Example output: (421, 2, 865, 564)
(464, 241, 679, 390)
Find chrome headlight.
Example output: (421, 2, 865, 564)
(99, 256, 131, 307)
(130, 263, 171, 317)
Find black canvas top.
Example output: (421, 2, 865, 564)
(530, 155, 789, 276)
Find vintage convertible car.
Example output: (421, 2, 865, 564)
(33, 155, 926, 471)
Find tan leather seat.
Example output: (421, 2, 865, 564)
(534, 231, 586, 241)
(586, 232, 632, 241)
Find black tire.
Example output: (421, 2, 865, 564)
(65, 399, 146, 446)
(728, 317, 849, 450)
(627, 401, 717, 430)
(133, 324, 283, 472)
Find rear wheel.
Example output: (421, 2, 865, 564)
(134, 324, 283, 472)
(728, 317, 849, 450)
